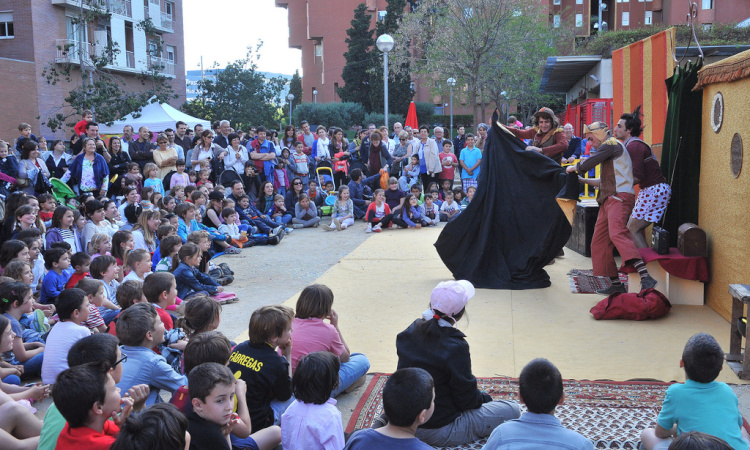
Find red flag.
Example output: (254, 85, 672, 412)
(404, 101, 419, 130)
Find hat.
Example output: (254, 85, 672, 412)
(533, 107, 560, 130)
(583, 122, 609, 143)
(431, 280, 475, 317)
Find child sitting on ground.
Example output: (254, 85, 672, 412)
(452, 187, 465, 204)
(462, 185, 476, 208)
(140, 186, 155, 210)
(175, 295, 221, 339)
(218, 208, 249, 248)
(641, 333, 748, 450)
(52, 361, 133, 449)
(483, 358, 594, 449)
(143, 271, 180, 332)
(291, 284, 370, 395)
(384, 177, 406, 216)
(40, 248, 71, 305)
(430, 189, 443, 207)
(88, 233, 112, 260)
(40, 288, 90, 385)
(228, 305, 294, 432)
(107, 280, 146, 338)
(393, 194, 427, 229)
(345, 367, 434, 449)
(110, 403, 187, 450)
(281, 352, 344, 450)
(307, 179, 326, 208)
(293, 194, 321, 228)
(410, 184, 424, 206)
(422, 195, 440, 226)
(65, 252, 91, 289)
(440, 191, 461, 222)
(155, 235, 182, 272)
(75, 278, 108, 334)
(365, 189, 393, 233)
(173, 243, 222, 300)
(90, 255, 122, 324)
(399, 155, 421, 192)
(122, 249, 152, 283)
(322, 186, 354, 232)
(116, 303, 187, 406)
(0, 282, 45, 379)
(270, 194, 293, 230)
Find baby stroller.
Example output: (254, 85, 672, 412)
(50, 178, 78, 207)
(315, 166, 335, 191)
(218, 168, 242, 189)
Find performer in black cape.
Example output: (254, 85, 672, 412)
(434, 115, 573, 290)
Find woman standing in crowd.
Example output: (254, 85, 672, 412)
(191, 130, 226, 172)
(328, 127, 350, 187)
(364, 131, 392, 177)
(224, 133, 249, 173)
(153, 133, 178, 179)
(18, 140, 51, 197)
(391, 130, 412, 178)
(396, 280, 520, 447)
(62, 137, 109, 196)
(312, 126, 331, 169)
(106, 136, 131, 196)
(281, 125, 297, 150)
(44, 140, 71, 179)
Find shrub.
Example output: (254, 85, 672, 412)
(414, 102, 435, 127)
(432, 114, 474, 128)
(291, 102, 366, 128)
(363, 113, 405, 127)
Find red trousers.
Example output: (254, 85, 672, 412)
(591, 193, 641, 278)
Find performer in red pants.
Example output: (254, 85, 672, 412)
(566, 122, 658, 295)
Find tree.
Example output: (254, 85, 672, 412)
(338, 3, 375, 111)
(369, 0, 413, 116)
(393, 0, 572, 123)
(181, 43, 285, 130)
(40, 1, 176, 132)
(289, 69, 303, 103)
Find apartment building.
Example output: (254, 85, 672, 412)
(549, 0, 750, 36)
(0, 0, 186, 140)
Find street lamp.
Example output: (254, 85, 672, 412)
(287, 93, 294, 125)
(446, 77, 456, 137)
(313, 89, 318, 104)
(500, 90, 507, 123)
(376, 34, 395, 130)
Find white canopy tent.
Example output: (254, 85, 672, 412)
(97, 101, 210, 134)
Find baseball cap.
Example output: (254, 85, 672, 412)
(430, 280, 475, 317)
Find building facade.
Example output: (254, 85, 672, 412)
(549, 0, 750, 36)
(0, 0, 187, 140)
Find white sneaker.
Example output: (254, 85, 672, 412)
(366, 224, 372, 233)
(372, 224, 382, 233)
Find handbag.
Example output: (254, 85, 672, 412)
(34, 169, 52, 194)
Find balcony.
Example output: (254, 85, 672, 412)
(125, 50, 135, 68)
(147, 9, 173, 31)
(109, 0, 131, 17)
(55, 39, 96, 65)
(51, 0, 106, 10)
(148, 56, 175, 76)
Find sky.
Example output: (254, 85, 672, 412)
(182, 0, 302, 75)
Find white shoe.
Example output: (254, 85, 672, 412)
(366, 225, 372, 233)
(373, 225, 382, 233)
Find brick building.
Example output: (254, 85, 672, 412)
(549, 0, 750, 36)
(0, 0, 187, 141)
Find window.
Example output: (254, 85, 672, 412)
(463, 7, 473, 18)
(575, 13, 583, 27)
(0, 12, 12, 38)
(553, 0, 561, 5)
(576, 0, 583, 4)
(148, 38, 160, 56)
(314, 42, 323, 57)
(622, 12, 629, 26)
(645, 11, 652, 25)
(702, 0, 713, 9)
(165, 44, 175, 62)
(703, 23, 713, 31)
(553, 14, 561, 28)
(165, 2, 173, 19)
(378, 10, 386, 21)
(410, 82, 415, 91)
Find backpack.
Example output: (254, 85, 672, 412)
(590, 288, 671, 320)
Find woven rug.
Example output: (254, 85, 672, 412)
(568, 268, 629, 294)
(347, 374, 673, 449)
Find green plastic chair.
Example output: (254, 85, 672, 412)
(49, 177, 77, 204)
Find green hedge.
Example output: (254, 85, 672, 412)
(291, 102, 366, 128)
(414, 102, 435, 127)
(363, 113, 405, 127)
(432, 114, 474, 128)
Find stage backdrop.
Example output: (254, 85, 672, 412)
(611, 28, 676, 161)
(694, 49, 750, 321)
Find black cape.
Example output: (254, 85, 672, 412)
(434, 120, 572, 289)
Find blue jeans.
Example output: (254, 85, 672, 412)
(2, 374, 20, 385)
(13, 352, 44, 379)
(273, 214, 292, 226)
(99, 307, 120, 325)
(271, 395, 295, 425)
(332, 353, 370, 397)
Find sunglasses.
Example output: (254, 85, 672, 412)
(113, 354, 127, 368)
(293, 182, 302, 185)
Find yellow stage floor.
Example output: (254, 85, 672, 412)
(236, 225, 744, 384)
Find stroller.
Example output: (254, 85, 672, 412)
(50, 178, 78, 207)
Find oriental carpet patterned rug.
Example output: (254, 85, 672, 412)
(568, 269, 629, 294)
(346, 374, 674, 449)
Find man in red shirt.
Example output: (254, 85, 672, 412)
(614, 106, 671, 248)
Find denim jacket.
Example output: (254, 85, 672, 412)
(173, 262, 219, 298)
(117, 345, 188, 406)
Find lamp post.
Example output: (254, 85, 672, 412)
(287, 93, 294, 125)
(500, 90, 507, 123)
(313, 89, 318, 104)
(376, 34, 395, 130)
(446, 77, 456, 137)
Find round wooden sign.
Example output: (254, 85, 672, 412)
(731, 133, 742, 178)
(711, 92, 723, 134)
